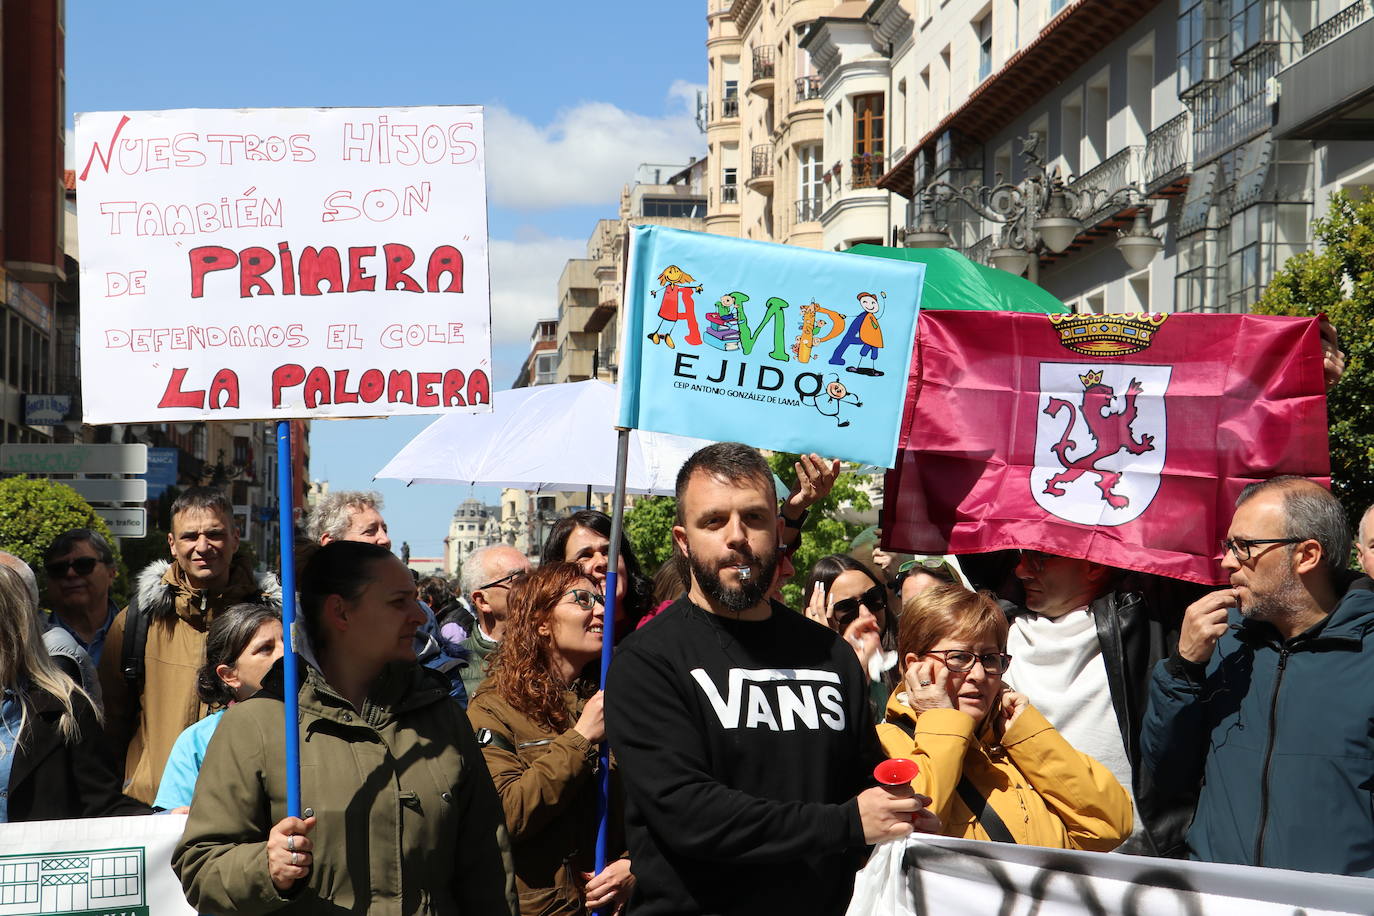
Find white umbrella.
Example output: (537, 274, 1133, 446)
(374, 379, 714, 495)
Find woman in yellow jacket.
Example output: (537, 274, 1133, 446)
(877, 583, 1131, 850)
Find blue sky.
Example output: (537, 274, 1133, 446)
(68, 1, 706, 558)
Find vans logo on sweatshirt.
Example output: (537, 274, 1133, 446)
(690, 668, 846, 731)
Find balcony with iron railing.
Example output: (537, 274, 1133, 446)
(964, 235, 994, 267)
(1070, 146, 1143, 228)
(794, 76, 820, 102)
(851, 154, 885, 189)
(1303, 0, 1371, 54)
(794, 198, 823, 224)
(1144, 112, 1191, 197)
(750, 46, 776, 94)
(748, 144, 774, 191)
(1191, 42, 1281, 163)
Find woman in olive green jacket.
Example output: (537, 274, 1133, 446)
(173, 540, 517, 915)
(467, 562, 631, 916)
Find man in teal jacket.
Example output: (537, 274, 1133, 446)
(1141, 475, 1374, 875)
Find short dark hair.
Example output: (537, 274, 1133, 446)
(1237, 476, 1350, 575)
(170, 486, 235, 525)
(541, 509, 653, 628)
(673, 442, 774, 526)
(298, 540, 395, 650)
(44, 528, 114, 567)
(196, 602, 281, 708)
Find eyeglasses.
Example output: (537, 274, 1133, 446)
(1220, 537, 1307, 563)
(45, 557, 101, 578)
(831, 585, 887, 629)
(1016, 550, 1047, 573)
(477, 570, 528, 591)
(923, 649, 1012, 674)
(564, 588, 605, 610)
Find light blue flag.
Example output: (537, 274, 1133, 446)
(617, 226, 925, 468)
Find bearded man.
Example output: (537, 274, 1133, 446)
(605, 442, 937, 916)
(1141, 475, 1374, 875)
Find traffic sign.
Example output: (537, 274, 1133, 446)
(0, 444, 148, 475)
(94, 507, 147, 538)
(64, 478, 148, 503)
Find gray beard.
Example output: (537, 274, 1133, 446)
(1239, 560, 1306, 629)
(689, 548, 778, 614)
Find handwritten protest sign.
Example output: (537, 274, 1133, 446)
(616, 226, 925, 467)
(74, 106, 491, 423)
(850, 834, 1374, 916)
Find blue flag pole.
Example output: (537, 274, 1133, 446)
(276, 420, 302, 817)
(593, 427, 632, 915)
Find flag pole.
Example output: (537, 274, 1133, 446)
(276, 420, 303, 818)
(593, 426, 631, 914)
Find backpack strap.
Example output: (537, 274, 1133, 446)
(883, 715, 1017, 844)
(120, 591, 151, 737)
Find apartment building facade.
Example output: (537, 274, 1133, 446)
(873, 0, 1374, 315)
(706, 0, 834, 246)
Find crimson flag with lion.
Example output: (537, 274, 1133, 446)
(881, 311, 1330, 585)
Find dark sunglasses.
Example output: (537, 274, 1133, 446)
(564, 588, 605, 610)
(45, 557, 102, 578)
(477, 569, 528, 591)
(831, 585, 887, 628)
(923, 649, 1013, 674)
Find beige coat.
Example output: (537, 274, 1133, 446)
(97, 556, 280, 804)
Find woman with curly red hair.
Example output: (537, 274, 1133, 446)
(467, 562, 633, 915)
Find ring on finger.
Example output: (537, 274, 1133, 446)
(919, 680, 931, 686)
(287, 835, 296, 853)
(291, 851, 299, 866)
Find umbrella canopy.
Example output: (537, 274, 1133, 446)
(375, 379, 714, 495)
(846, 244, 1070, 314)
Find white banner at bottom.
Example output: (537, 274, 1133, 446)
(849, 834, 1374, 916)
(0, 815, 193, 916)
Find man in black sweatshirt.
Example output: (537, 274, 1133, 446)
(606, 442, 936, 916)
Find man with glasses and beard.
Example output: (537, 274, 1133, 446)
(1141, 476, 1374, 874)
(605, 442, 937, 916)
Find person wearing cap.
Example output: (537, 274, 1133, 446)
(895, 555, 964, 607)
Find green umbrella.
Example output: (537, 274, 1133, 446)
(845, 244, 1069, 314)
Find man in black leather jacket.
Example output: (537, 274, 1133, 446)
(1004, 550, 1205, 857)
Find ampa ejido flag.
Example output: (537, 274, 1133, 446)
(616, 226, 925, 467)
(881, 311, 1329, 584)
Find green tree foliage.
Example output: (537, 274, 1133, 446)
(1253, 190, 1374, 524)
(622, 453, 874, 608)
(0, 477, 128, 605)
(624, 496, 679, 574)
(768, 452, 873, 608)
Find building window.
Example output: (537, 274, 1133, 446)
(852, 93, 885, 188)
(1049, 0, 1068, 16)
(976, 13, 993, 82)
(722, 166, 738, 204)
(641, 198, 705, 219)
(797, 144, 823, 222)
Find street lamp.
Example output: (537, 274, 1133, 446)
(897, 136, 1161, 282)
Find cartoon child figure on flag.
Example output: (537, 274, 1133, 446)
(647, 265, 705, 348)
(802, 374, 863, 428)
(828, 291, 886, 375)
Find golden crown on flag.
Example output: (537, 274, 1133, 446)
(1078, 369, 1105, 387)
(1048, 312, 1169, 356)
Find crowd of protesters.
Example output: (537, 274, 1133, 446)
(0, 436, 1371, 913)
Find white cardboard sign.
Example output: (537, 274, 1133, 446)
(74, 106, 492, 423)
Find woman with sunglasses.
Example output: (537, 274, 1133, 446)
(802, 555, 897, 714)
(175, 540, 517, 914)
(467, 562, 633, 915)
(879, 582, 1131, 849)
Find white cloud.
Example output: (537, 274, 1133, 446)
(486, 83, 705, 210)
(487, 234, 585, 348)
